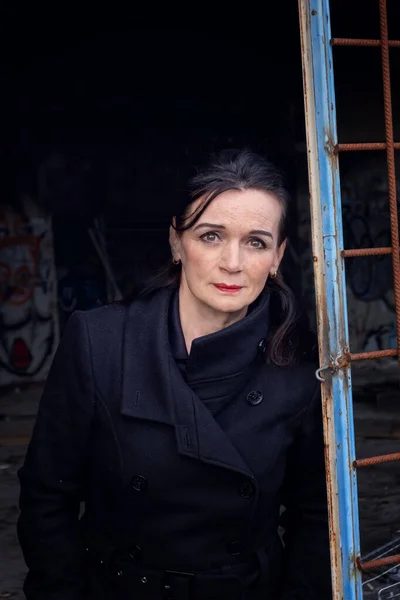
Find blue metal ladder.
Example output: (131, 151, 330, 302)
(298, 1, 400, 598)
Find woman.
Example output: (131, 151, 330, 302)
(18, 149, 332, 600)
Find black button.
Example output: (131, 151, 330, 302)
(246, 390, 263, 406)
(258, 339, 267, 354)
(238, 480, 255, 499)
(227, 540, 243, 556)
(131, 475, 148, 492)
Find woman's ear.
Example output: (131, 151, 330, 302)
(274, 238, 287, 272)
(169, 221, 181, 263)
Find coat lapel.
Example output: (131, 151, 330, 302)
(120, 289, 173, 426)
(120, 287, 254, 478)
(170, 356, 254, 478)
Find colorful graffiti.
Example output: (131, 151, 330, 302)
(0, 202, 59, 386)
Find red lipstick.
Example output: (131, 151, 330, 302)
(213, 284, 242, 293)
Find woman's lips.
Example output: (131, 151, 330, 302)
(213, 284, 242, 293)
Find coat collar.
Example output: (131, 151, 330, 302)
(120, 286, 269, 478)
(169, 288, 269, 401)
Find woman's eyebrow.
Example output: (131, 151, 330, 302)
(193, 223, 274, 240)
(193, 223, 226, 231)
(249, 229, 274, 239)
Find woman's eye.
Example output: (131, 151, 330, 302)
(201, 232, 219, 243)
(249, 238, 266, 249)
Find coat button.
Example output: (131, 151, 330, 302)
(131, 475, 148, 492)
(246, 390, 263, 406)
(258, 339, 267, 354)
(227, 540, 243, 556)
(238, 480, 255, 499)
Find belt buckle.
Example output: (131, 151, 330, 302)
(163, 569, 195, 600)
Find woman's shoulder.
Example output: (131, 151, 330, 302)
(73, 301, 128, 337)
(64, 303, 129, 378)
(74, 290, 168, 345)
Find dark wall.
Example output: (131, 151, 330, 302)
(0, 1, 399, 303)
(0, 6, 302, 204)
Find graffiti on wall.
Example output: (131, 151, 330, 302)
(342, 175, 394, 307)
(341, 162, 398, 353)
(0, 201, 59, 386)
(296, 157, 398, 353)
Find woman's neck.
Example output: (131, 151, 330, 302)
(178, 285, 247, 354)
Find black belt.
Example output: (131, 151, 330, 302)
(109, 563, 245, 600)
(88, 548, 265, 600)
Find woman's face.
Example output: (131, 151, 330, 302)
(170, 188, 286, 317)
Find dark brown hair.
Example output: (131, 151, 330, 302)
(134, 149, 304, 366)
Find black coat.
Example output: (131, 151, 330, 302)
(18, 287, 331, 600)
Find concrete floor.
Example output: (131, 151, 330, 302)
(0, 363, 399, 599)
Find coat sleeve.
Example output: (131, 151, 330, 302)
(279, 382, 332, 600)
(17, 311, 95, 600)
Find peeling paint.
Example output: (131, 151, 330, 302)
(298, 0, 363, 598)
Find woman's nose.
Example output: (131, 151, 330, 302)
(220, 242, 242, 273)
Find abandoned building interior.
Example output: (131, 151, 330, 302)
(0, 1, 399, 597)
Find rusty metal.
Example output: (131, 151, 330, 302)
(301, 1, 400, 597)
(316, 354, 352, 379)
(341, 247, 392, 257)
(354, 453, 400, 468)
(357, 555, 400, 571)
(336, 142, 400, 152)
(336, 354, 350, 369)
(331, 38, 400, 48)
(348, 349, 397, 361)
(299, 2, 362, 598)
(379, 0, 400, 373)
